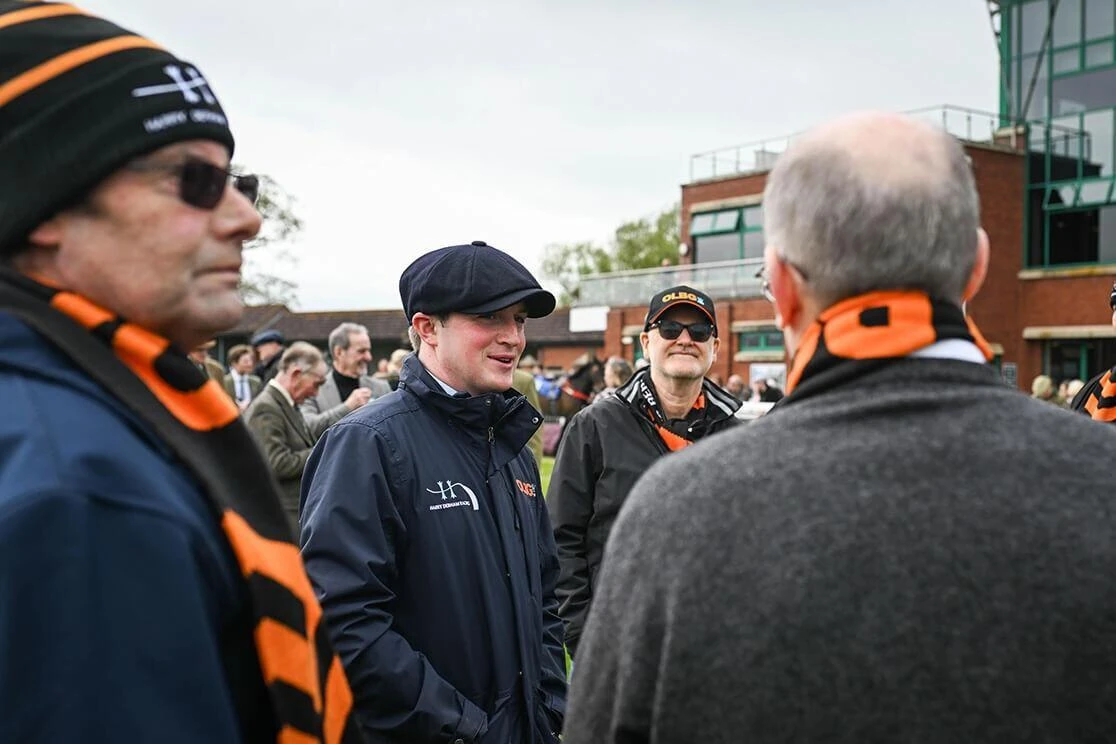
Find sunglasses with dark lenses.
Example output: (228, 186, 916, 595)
(651, 319, 715, 342)
(128, 157, 260, 210)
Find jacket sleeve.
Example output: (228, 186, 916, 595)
(302, 403, 348, 441)
(0, 489, 247, 743)
(536, 471, 568, 737)
(247, 404, 311, 479)
(561, 480, 665, 744)
(300, 422, 489, 743)
(546, 411, 600, 658)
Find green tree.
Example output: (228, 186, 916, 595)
(541, 204, 679, 305)
(239, 172, 302, 307)
(612, 206, 680, 271)
(540, 241, 613, 305)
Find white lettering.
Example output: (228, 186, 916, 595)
(190, 109, 227, 126)
(143, 110, 188, 133)
(429, 500, 473, 511)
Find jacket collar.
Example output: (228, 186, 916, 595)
(615, 367, 742, 423)
(399, 354, 541, 468)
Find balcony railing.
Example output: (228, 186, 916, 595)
(688, 104, 1019, 182)
(575, 258, 765, 308)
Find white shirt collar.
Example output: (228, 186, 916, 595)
(908, 339, 988, 364)
(267, 377, 295, 407)
(427, 370, 462, 396)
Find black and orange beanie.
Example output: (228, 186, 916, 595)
(0, 1, 236, 254)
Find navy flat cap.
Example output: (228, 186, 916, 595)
(250, 329, 284, 347)
(399, 241, 556, 320)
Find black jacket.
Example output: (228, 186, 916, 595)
(300, 355, 565, 743)
(547, 373, 741, 657)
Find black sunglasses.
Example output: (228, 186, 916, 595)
(651, 319, 715, 342)
(127, 157, 260, 210)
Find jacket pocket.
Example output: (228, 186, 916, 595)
(480, 688, 523, 744)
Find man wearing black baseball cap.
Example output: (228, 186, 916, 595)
(301, 241, 567, 743)
(0, 3, 358, 742)
(547, 283, 740, 661)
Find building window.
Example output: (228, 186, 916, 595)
(738, 327, 784, 351)
(1045, 337, 1116, 381)
(690, 204, 763, 264)
(1086, 0, 1115, 41)
(1044, 202, 1116, 264)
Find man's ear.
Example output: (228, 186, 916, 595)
(962, 228, 990, 304)
(413, 313, 440, 348)
(769, 255, 803, 332)
(639, 331, 650, 359)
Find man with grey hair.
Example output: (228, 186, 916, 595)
(564, 111, 1116, 743)
(246, 342, 329, 534)
(301, 321, 389, 438)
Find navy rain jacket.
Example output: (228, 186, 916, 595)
(300, 354, 566, 744)
(0, 313, 274, 742)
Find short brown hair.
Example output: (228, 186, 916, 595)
(226, 344, 253, 366)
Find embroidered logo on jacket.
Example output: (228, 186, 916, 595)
(426, 480, 480, 511)
(515, 479, 537, 498)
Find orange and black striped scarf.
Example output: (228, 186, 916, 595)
(1074, 369, 1116, 422)
(784, 290, 993, 400)
(0, 270, 361, 744)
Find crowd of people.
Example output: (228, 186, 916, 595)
(6, 3, 1116, 743)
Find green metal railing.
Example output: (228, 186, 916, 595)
(688, 105, 1019, 183)
(574, 258, 765, 307)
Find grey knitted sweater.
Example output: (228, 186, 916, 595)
(564, 359, 1116, 744)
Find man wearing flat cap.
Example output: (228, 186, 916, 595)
(548, 284, 740, 662)
(0, 2, 357, 741)
(250, 328, 286, 384)
(301, 240, 567, 743)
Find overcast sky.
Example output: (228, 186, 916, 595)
(87, 0, 1000, 311)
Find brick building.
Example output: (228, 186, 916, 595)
(576, 0, 1116, 392)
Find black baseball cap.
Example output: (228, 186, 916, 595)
(644, 285, 717, 334)
(399, 241, 556, 319)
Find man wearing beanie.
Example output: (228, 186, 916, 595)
(0, 4, 360, 742)
(301, 241, 567, 743)
(547, 284, 740, 662)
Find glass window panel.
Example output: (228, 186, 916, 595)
(1022, 0, 1049, 54)
(1054, 0, 1082, 46)
(1053, 48, 1081, 73)
(764, 333, 785, 348)
(743, 204, 764, 229)
(1010, 4, 1021, 57)
(1078, 179, 1113, 203)
(741, 334, 761, 349)
(694, 233, 740, 263)
(742, 231, 765, 261)
(1050, 112, 1083, 156)
(1048, 208, 1098, 263)
(690, 212, 716, 235)
(1099, 204, 1116, 262)
(1019, 53, 1049, 119)
(1082, 109, 1114, 175)
(712, 209, 740, 231)
(1047, 183, 1078, 206)
(1086, 40, 1115, 66)
(1052, 65, 1116, 114)
(1086, 0, 1115, 40)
